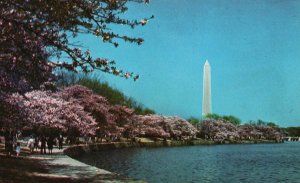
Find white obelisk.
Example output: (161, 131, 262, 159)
(202, 60, 211, 116)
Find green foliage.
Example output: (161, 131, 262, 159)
(222, 115, 241, 126)
(246, 120, 256, 125)
(257, 119, 267, 126)
(284, 127, 300, 136)
(204, 113, 241, 126)
(245, 119, 279, 128)
(266, 122, 279, 128)
(206, 115, 281, 128)
(77, 77, 127, 106)
(205, 113, 222, 120)
(187, 117, 201, 126)
(138, 108, 156, 115)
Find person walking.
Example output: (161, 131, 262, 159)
(47, 137, 54, 154)
(40, 136, 46, 154)
(27, 136, 35, 153)
(34, 136, 39, 151)
(15, 142, 21, 157)
(58, 134, 63, 150)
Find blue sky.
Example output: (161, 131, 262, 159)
(76, 0, 300, 127)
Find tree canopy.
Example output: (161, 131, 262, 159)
(0, 0, 152, 93)
(0, 0, 155, 134)
(284, 127, 300, 136)
(187, 117, 201, 126)
(2, 89, 98, 135)
(246, 119, 279, 128)
(199, 119, 284, 142)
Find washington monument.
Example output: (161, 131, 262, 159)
(202, 60, 211, 116)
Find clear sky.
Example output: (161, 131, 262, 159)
(76, 0, 300, 127)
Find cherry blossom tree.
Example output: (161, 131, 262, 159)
(2, 90, 97, 135)
(199, 119, 240, 142)
(58, 85, 118, 136)
(1, 0, 155, 136)
(130, 115, 170, 138)
(200, 119, 284, 142)
(163, 116, 197, 139)
(126, 115, 197, 139)
(238, 124, 262, 140)
(255, 125, 283, 140)
(0, 92, 27, 129)
(0, 0, 153, 94)
(109, 105, 134, 127)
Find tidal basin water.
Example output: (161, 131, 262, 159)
(78, 142, 300, 183)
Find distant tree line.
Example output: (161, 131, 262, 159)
(283, 127, 300, 137)
(186, 113, 300, 139)
(187, 114, 283, 129)
(187, 113, 241, 126)
(187, 114, 284, 142)
(245, 119, 279, 128)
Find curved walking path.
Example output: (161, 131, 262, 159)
(0, 138, 145, 183)
(31, 149, 144, 183)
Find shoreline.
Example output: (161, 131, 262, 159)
(0, 138, 282, 182)
(0, 140, 144, 183)
(64, 138, 282, 158)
